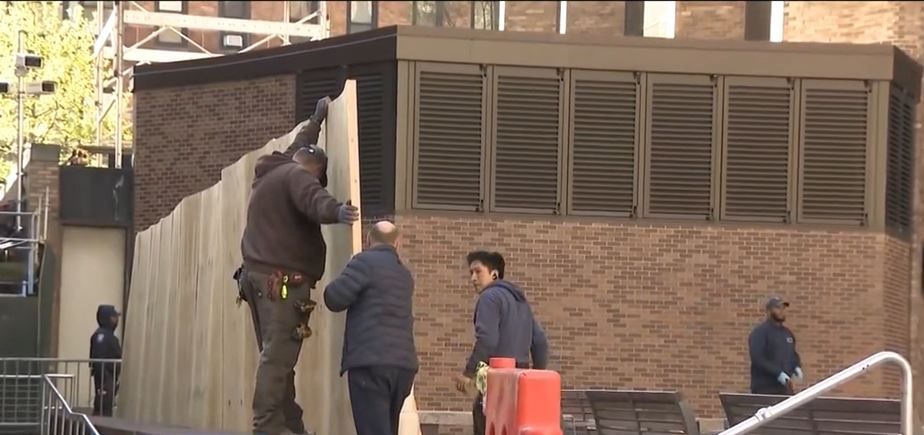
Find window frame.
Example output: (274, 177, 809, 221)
(347, 1, 379, 34)
(471, 1, 500, 30)
(154, 1, 189, 47)
(218, 1, 250, 50)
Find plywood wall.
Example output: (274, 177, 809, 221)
(119, 82, 421, 435)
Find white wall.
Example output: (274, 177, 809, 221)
(56, 226, 126, 408)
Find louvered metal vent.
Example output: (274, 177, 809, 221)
(886, 86, 915, 232)
(800, 82, 868, 224)
(723, 79, 792, 221)
(570, 73, 638, 216)
(414, 67, 485, 210)
(646, 75, 716, 218)
(295, 69, 339, 122)
(493, 69, 562, 212)
(356, 73, 385, 212)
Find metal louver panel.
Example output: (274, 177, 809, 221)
(646, 74, 717, 218)
(413, 64, 485, 210)
(356, 73, 384, 212)
(723, 78, 793, 222)
(295, 69, 339, 122)
(886, 85, 915, 232)
(799, 81, 869, 224)
(570, 71, 638, 216)
(492, 68, 563, 213)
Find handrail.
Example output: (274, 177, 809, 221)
(719, 351, 913, 435)
(40, 374, 100, 435)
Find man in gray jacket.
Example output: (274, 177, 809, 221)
(324, 221, 418, 435)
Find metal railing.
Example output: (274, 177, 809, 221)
(0, 190, 48, 297)
(720, 351, 913, 435)
(0, 358, 120, 432)
(40, 374, 99, 435)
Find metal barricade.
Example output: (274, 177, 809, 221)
(40, 374, 99, 435)
(0, 358, 120, 433)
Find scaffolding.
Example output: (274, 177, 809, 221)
(88, 1, 331, 168)
(0, 188, 49, 298)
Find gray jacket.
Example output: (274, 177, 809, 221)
(324, 245, 419, 374)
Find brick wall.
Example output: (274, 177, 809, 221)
(782, 0, 924, 420)
(566, 1, 625, 37)
(133, 75, 296, 231)
(398, 212, 904, 417)
(505, 1, 559, 33)
(675, 1, 745, 40)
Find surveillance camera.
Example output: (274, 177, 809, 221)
(0, 82, 9, 95)
(15, 54, 43, 69)
(25, 81, 56, 95)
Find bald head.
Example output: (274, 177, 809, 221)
(369, 220, 400, 247)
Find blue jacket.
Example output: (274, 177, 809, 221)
(324, 245, 418, 374)
(464, 280, 549, 376)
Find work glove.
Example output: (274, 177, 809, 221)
(793, 367, 804, 382)
(777, 372, 791, 386)
(310, 97, 331, 125)
(338, 200, 359, 224)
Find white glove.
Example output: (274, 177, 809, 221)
(793, 367, 804, 382)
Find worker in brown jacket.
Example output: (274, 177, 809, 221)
(239, 96, 360, 435)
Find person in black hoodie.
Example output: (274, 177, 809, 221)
(239, 97, 360, 435)
(89, 304, 122, 417)
(456, 251, 549, 435)
(748, 296, 803, 395)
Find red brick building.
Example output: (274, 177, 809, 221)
(130, 0, 924, 428)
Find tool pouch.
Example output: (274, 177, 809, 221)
(291, 297, 318, 341)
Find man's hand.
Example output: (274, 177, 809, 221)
(311, 97, 331, 124)
(793, 367, 804, 383)
(455, 374, 473, 393)
(338, 200, 359, 224)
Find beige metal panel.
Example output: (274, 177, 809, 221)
(395, 31, 895, 82)
(56, 226, 126, 409)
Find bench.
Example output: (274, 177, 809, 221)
(719, 393, 901, 435)
(566, 389, 700, 435)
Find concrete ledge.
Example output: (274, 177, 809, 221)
(90, 417, 245, 435)
(418, 410, 473, 426)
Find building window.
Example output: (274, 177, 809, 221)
(472, 1, 499, 30)
(156, 1, 184, 13)
(348, 1, 377, 33)
(413, 1, 443, 27)
(642, 0, 675, 38)
(219, 1, 249, 50)
(290, 1, 321, 24)
(769, 0, 784, 42)
(155, 1, 188, 46)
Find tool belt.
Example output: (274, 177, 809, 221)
(234, 264, 317, 341)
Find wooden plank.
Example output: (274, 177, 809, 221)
(118, 80, 423, 435)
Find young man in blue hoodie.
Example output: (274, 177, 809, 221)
(456, 251, 549, 435)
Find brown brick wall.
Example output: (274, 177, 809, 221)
(132, 75, 296, 231)
(505, 1, 558, 33)
(782, 0, 924, 421)
(398, 212, 902, 417)
(566, 1, 625, 37)
(379, 1, 413, 27)
(675, 1, 745, 40)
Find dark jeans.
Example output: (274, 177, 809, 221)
(243, 269, 315, 435)
(92, 380, 115, 417)
(348, 366, 416, 435)
(473, 393, 485, 435)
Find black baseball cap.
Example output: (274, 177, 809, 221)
(766, 296, 790, 310)
(296, 145, 329, 187)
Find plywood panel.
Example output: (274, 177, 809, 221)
(121, 81, 421, 434)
